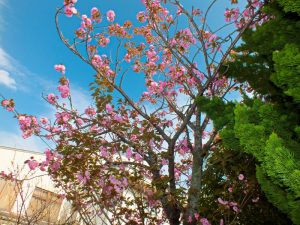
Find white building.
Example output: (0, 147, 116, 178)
(0, 146, 77, 225)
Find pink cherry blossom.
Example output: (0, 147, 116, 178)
(65, 6, 73, 17)
(217, 197, 228, 205)
(1, 99, 9, 107)
(47, 93, 57, 104)
(99, 36, 110, 47)
(85, 107, 96, 117)
(229, 201, 238, 206)
(54, 64, 66, 74)
(105, 104, 113, 113)
(200, 218, 211, 225)
(91, 7, 99, 16)
(124, 53, 131, 62)
(27, 160, 39, 170)
(91, 7, 101, 23)
(57, 85, 70, 98)
(126, 148, 132, 160)
(1, 99, 14, 111)
(137, 11, 146, 22)
(238, 173, 245, 180)
(40, 117, 49, 124)
(77, 171, 90, 184)
(135, 154, 142, 162)
(133, 64, 139, 72)
(232, 206, 240, 213)
(106, 10, 115, 22)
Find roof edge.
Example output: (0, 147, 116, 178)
(0, 146, 44, 155)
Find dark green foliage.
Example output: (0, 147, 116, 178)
(199, 147, 292, 225)
(223, 98, 300, 224)
(223, 1, 300, 102)
(220, 0, 300, 224)
(277, 0, 300, 14)
(272, 44, 300, 102)
(196, 96, 235, 131)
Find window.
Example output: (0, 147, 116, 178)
(27, 187, 62, 224)
(0, 178, 19, 212)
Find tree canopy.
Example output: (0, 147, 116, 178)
(1, 0, 299, 224)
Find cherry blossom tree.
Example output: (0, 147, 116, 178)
(1, 0, 268, 224)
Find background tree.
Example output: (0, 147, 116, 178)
(221, 0, 300, 224)
(198, 146, 292, 225)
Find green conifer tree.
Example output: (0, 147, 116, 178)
(220, 1, 300, 224)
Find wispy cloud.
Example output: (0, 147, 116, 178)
(0, 47, 28, 90)
(71, 87, 92, 113)
(0, 47, 21, 74)
(0, 0, 8, 33)
(0, 47, 55, 93)
(0, 69, 16, 89)
(0, 0, 6, 6)
(0, 130, 47, 152)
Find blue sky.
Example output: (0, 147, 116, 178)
(0, 0, 246, 151)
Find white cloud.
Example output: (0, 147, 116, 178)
(0, 0, 8, 33)
(0, 130, 49, 152)
(0, 69, 16, 89)
(0, 47, 55, 93)
(71, 87, 92, 113)
(0, 47, 25, 76)
(0, 0, 6, 6)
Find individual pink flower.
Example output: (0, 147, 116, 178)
(224, 8, 239, 22)
(228, 187, 233, 192)
(194, 213, 199, 220)
(130, 134, 137, 141)
(238, 173, 245, 180)
(136, 11, 146, 22)
(133, 64, 139, 72)
(233, 206, 240, 213)
(77, 171, 90, 184)
(105, 103, 113, 113)
(126, 148, 132, 160)
(1, 99, 14, 111)
(40, 117, 49, 124)
(229, 201, 238, 206)
(85, 107, 96, 117)
(47, 93, 57, 104)
(6, 106, 14, 111)
(188, 215, 193, 223)
(124, 53, 131, 62)
(57, 85, 70, 98)
(91, 7, 98, 16)
(200, 218, 211, 225)
(106, 10, 115, 22)
(1, 99, 9, 107)
(27, 160, 39, 170)
(54, 64, 66, 74)
(217, 197, 228, 205)
(65, 6, 73, 17)
(98, 36, 110, 47)
(91, 7, 101, 22)
(162, 158, 168, 165)
(135, 154, 142, 162)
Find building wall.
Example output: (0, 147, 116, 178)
(0, 146, 76, 224)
